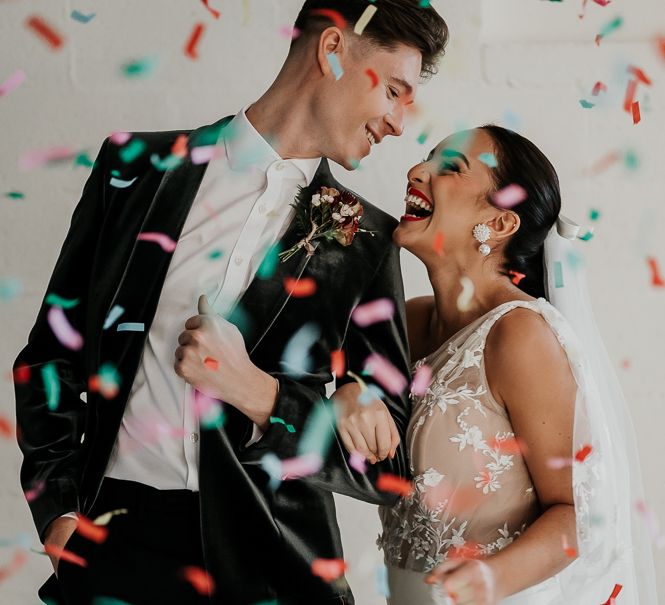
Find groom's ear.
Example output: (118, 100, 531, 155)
(488, 211, 520, 242)
(317, 27, 347, 76)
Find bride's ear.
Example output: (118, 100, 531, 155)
(488, 211, 520, 241)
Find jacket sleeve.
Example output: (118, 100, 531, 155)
(14, 138, 110, 542)
(239, 240, 412, 506)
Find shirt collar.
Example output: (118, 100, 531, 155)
(223, 105, 322, 185)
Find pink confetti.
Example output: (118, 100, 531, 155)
(279, 25, 301, 40)
(191, 145, 224, 165)
(491, 184, 527, 209)
(591, 81, 607, 96)
(410, 364, 432, 396)
(547, 456, 573, 470)
(137, 232, 177, 253)
(47, 306, 83, 350)
(19, 146, 76, 170)
(363, 354, 408, 396)
(635, 500, 665, 548)
(352, 298, 395, 327)
(349, 451, 367, 474)
(110, 131, 131, 145)
(281, 453, 323, 480)
(24, 480, 45, 502)
(0, 69, 26, 98)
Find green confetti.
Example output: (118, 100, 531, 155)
(121, 56, 158, 79)
(578, 230, 594, 241)
(589, 209, 601, 221)
(150, 153, 183, 172)
(297, 400, 337, 460)
(74, 152, 94, 168)
(119, 139, 146, 164)
(270, 416, 296, 433)
(624, 150, 639, 171)
(0, 278, 22, 301)
(554, 261, 564, 288)
(257, 243, 281, 279)
(45, 293, 80, 309)
(5, 191, 25, 200)
(579, 99, 595, 109)
(41, 363, 60, 411)
(598, 15, 623, 39)
(208, 249, 224, 261)
(419, 0, 431, 6)
(417, 131, 429, 145)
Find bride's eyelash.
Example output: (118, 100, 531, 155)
(439, 161, 461, 174)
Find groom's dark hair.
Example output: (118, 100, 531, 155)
(291, 0, 449, 80)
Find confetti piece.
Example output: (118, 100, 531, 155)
(310, 9, 347, 29)
(119, 138, 146, 163)
(595, 15, 623, 45)
(417, 129, 431, 145)
(0, 69, 26, 98)
(488, 436, 525, 454)
(279, 25, 301, 40)
(547, 456, 573, 469)
(270, 416, 296, 433)
(12, 362, 30, 384)
(632, 100, 641, 124)
(433, 231, 445, 256)
(635, 500, 665, 548)
(477, 152, 498, 168)
(19, 146, 76, 171)
(656, 35, 665, 60)
(647, 257, 665, 287)
(92, 509, 128, 526)
(256, 243, 281, 279)
(5, 191, 25, 200)
(151, 152, 184, 172)
(591, 81, 607, 95)
(592, 0, 612, 4)
(281, 323, 320, 378)
(88, 363, 121, 400)
(297, 401, 336, 460)
(363, 354, 407, 396)
(375, 564, 390, 597)
(110, 132, 131, 146)
(419, 0, 431, 6)
(352, 298, 395, 327)
(45, 293, 80, 309)
(0, 551, 28, 583)
(181, 566, 215, 596)
(358, 384, 385, 406)
(44, 544, 87, 568)
(185, 23, 206, 59)
(354, 5, 378, 35)
(76, 516, 109, 544)
(331, 349, 345, 376)
(116, 323, 145, 332)
(410, 364, 432, 396)
(508, 270, 526, 285)
(365, 68, 379, 89)
(203, 356, 219, 370)
(24, 481, 45, 502)
(191, 145, 223, 164)
(560, 534, 578, 558)
(349, 451, 367, 474)
(0, 277, 22, 301)
(553, 261, 564, 288)
(193, 389, 225, 429)
(578, 229, 594, 241)
(628, 65, 652, 86)
(103, 305, 125, 329)
(457, 276, 474, 312)
(260, 453, 283, 489)
(26, 15, 64, 50)
(47, 306, 84, 350)
(377, 473, 413, 497)
(201, 0, 220, 19)
(70, 10, 96, 24)
(281, 453, 323, 479)
(326, 52, 344, 81)
(311, 558, 347, 582)
(0, 416, 13, 439)
(121, 57, 158, 78)
(41, 363, 60, 411)
(589, 208, 601, 221)
(137, 232, 177, 252)
(579, 99, 595, 109)
(491, 184, 527, 209)
(284, 276, 317, 297)
(574, 444, 593, 462)
(601, 584, 622, 605)
(623, 79, 638, 112)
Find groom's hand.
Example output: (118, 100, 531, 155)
(174, 295, 278, 429)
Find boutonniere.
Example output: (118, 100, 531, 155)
(279, 185, 374, 263)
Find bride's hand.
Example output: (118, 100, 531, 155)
(426, 558, 499, 605)
(332, 382, 400, 464)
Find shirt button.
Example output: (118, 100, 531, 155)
(190, 433, 199, 443)
(234, 256, 244, 265)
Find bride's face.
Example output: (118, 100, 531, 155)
(393, 129, 498, 263)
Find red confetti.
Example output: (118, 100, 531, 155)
(647, 257, 665, 287)
(12, 362, 30, 384)
(623, 79, 638, 112)
(0, 550, 28, 582)
(632, 101, 641, 124)
(185, 23, 206, 60)
(574, 444, 593, 462)
(203, 357, 219, 370)
(284, 276, 317, 298)
(0, 416, 13, 439)
(377, 473, 413, 497)
(172, 134, 189, 158)
(26, 15, 64, 50)
(365, 68, 379, 89)
(628, 65, 652, 86)
(592, 0, 612, 5)
(309, 9, 348, 30)
(331, 350, 345, 376)
(508, 270, 526, 285)
(76, 516, 109, 544)
(311, 558, 348, 582)
(488, 436, 526, 455)
(601, 584, 623, 605)
(181, 566, 215, 596)
(44, 544, 87, 568)
(591, 81, 607, 96)
(561, 534, 578, 558)
(432, 231, 445, 256)
(201, 0, 220, 19)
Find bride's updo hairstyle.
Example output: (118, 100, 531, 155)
(479, 125, 561, 300)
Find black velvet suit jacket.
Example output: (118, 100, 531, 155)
(14, 116, 412, 604)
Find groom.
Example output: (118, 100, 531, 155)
(14, 1, 448, 604)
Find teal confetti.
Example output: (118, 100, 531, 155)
(578, 230, 594, 241)
(358, 384, 385, 406)
(208, 249, 224, 261)
(150, 153, 183, 172)
(280, 323, 320, 378)
(257, 243, 281, 279)
(417, 131, 429, 145)
(45, 293, 80, 309)
(579, 99, 595, 109)
(0, 277, 22, 301)
(5, 191, 25, 200)
(554, 261, 564, 288)
(598, 15, 623, 40)
(119, 139, 146, 164)
(109, 173, 138, 189)
(477, 152, 498, 168)
(589, 209, 601, 221)
(74, 152, 94, 168)
(200, 401, 225, 430)
(41, 363, 60, 411)
(624, 150, 639, 171)
(270, 416, 296, 433)
(419, 0, 431, 6)
(121, 57, 158, 79)
(70, 10, 96, 23)
(103, 305, 125, 329)
(92, 598, 133, 605)
(116, 322, 145, 332)
(297, 399, 337, 460)
(260, 453, 283, 490)
(326, 52, 344, 81)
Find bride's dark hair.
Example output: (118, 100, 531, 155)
(479, 125, 561, 300)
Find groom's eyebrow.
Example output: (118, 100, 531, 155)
(441, 148, 470, 168)
(390, 76, 414, 95)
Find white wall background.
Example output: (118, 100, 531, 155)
(1, 1, 663, 603)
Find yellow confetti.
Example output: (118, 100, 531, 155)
(354, 5, 378, 35)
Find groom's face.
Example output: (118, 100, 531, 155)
(317, 39, 422, 170)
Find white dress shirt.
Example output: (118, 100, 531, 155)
(103, 106, 321, 491)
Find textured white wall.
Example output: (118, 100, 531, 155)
(1, 1, 663, 603)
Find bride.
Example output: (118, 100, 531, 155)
(334, 125, 657, 604)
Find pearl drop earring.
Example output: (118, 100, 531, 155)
(472, 224, 491, 256)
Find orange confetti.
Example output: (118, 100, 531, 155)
(201, 0, 220, 19)
(632, 101, 641, 124)
(508, 270, 526, 285)
(628, 65, 652, 86)
(377, 473, 413, 497)
(181, 566, 215, 596)
(586, 150, 620, 176)
(647, 257, 665, 287)
(0, 550, 28, 582)
(488, 436, 525, 455)
(365, 68, 379, 89)
(331, 350, 345, 376)
(310, 9, 347, 30)
(26, 15, 64, 50)
(204, 356, 219, 370)
(172, 134, 189, 158)
(185, 23, 206, 59)
(0, 416, 13, 439)
(623, 79, 638, 112)
(656, 36, 665, 60)
(574, 444, 593, 462)
(76, 516, 109, 544)
(601, 584, 623, 605)
(448, 542, 481, 560)
(432, 231, 445, 256)
(561, 534, 578, 558)
(284, 276, 317, 297)
(44, 544, 87, 568)
(311, 558, 348, 582)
